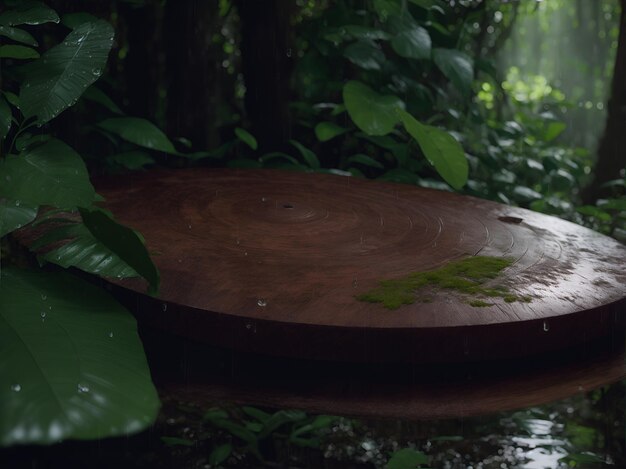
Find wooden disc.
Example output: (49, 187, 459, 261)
(97, 169, 626, 363)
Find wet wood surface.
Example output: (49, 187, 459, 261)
(96, 169, 626, 362)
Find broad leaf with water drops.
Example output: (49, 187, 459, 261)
(387, 13, 431, 60)
(0, 45, 39, 59)
(0, 139, 97, 209)
(0, 1, 59, 27)
(0, 25, 38, 46)
(0, 267, 159, 446)
(19, 20, 114, 124)
(0, 95, 12, 140)
(29, 208, 160, 295)
(0, 199, 37, 237)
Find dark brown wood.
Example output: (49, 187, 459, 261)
(96, 169, 626, 363)
(158, 346, 626, 420)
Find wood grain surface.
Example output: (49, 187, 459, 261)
(96, 168, 626, 363)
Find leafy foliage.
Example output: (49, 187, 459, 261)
(0, 267, 159, 446)
(20, 20, 114, 124)
(0, 139, 97, 208)
(0, 1, 160, 446)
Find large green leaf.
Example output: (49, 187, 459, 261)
(387, 14, 431, 60)
(0, 267, 159, 446)
(314, 122, 348, 142)
(79, 208, 159, 294)
(0, 45, 39, 59)
(234, 127, 258, 150)
(398, 109, 468, 190)
(343, 40, 385, 70)
(31, 220, 137, 278)
(543, 121, 566, 142)
(0, 1, 59, 26)
(432, 48, 474, 95)
(0, 25, 38, 46)
(31, 209, 160, 294)
(373, 0, 402, 21)
(343, 81, 404, 136)
(0, 199, 37, 237)
(0, 95, 12, 140)
(97, 117, 176, 154)
(391, 26, 431, 59)
(20, 20, 114, 124)
(0, 139, 97, 208)
(289, 140, 320, 169)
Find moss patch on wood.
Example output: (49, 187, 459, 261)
(357, 256, 530, 310)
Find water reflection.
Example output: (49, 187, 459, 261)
(3, 329, 624, 468)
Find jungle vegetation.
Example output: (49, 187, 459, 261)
(0, 0, 624, 453)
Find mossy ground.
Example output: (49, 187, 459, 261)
(357, 256, 530, 310)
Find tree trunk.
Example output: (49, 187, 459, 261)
(236, 0, 295, 152)
(583, 0, 626, 203)
(164, 0, 221, 151)
(121, 0, 161, 122)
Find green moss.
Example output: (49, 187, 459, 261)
(357, 256, 529, 310)
(469, 299, 492, 307)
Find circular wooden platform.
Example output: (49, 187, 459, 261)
(97, 169, 626, 363)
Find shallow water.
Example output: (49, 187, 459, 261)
(3, 327, 625, 468)
(3, 378, 623, 468)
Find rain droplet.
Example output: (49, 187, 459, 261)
(261, 197, 267, 202)
(40, 311, 46, 319)
(244, 251, 248, 256)
(162, 303, 168, 312)
(14, 200, 20, 207)
(352, 278, 358, 288)
(246, 323, 253, 329)
(286, 48, 292, 57)
(108, 332, 114, 338)
(77, 384, 89, 393)
(91, 68, 101, 76)
(187, 224, 192, 229)
(41, 294, 47, 300)
(542, 321, 549, 332)
(11, 384, 21, 392)
(257, 298, 267, 307)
